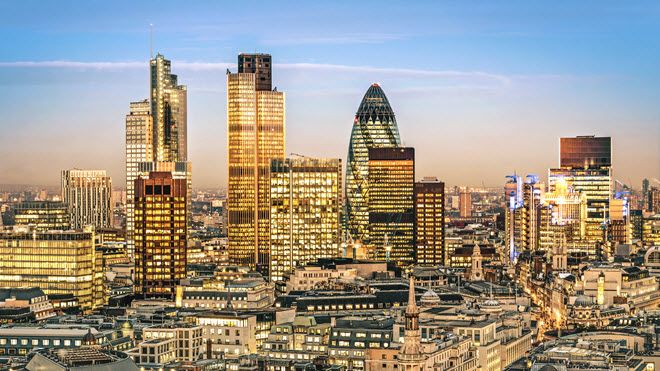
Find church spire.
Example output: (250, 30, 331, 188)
(399, 274, 424, 370)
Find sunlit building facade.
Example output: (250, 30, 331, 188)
(269, 158, 342, 282)
(137, 161, 192, 229)
(0, 226, 101, 314)
(134, 172, 187, 299)
(14, 201, 70, 231)
(346, 84, 401, 245)
(125, 99, 154, 257)
(459, 192, 471, 217)
(549, 136, 611, 243)
(150, 54, 187, 162)
(61, 170, 113, 230)
(414, 178, 445, 265)
(368, 147, 414, 263)
(227, 53, 285, 274)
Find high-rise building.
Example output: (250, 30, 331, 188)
(648, 188, 660, 214)
(368, 147, 415, 263)
(538, 177, 587, 250)
(137, 161, 192, 229)
(549, 136, 612, 243)
(346, 84, 402, 244)
(126, 100, 154, 258)
(269, 158, 342, 282)
(227, 53, 285, 273)
(14, 201, 70, 231)
(414, 178, 445, 265)
(505, 175, 544, 261)
(0, 226, 102, 314)
(150, 54, 187, 162)
(134, 172, 187, 300)
(459, 192, 471, 217)
(61, 170, 113, 230)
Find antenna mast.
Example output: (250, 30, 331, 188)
(150, 24, 153, 59)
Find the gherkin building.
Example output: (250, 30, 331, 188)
(346, 84, 401, 243)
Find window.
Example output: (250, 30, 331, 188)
(54, 340, 60, 346)
(10, 339, 17, 345)
(64, 340, 71, 347)
(32, 339, 38, 346)
(21, 339, 28, 346)
(42, 340, 49, 346)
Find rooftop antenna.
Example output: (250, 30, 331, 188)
(150, 24, 153, 59)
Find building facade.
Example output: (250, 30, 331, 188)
(269, 158, 342, 282)
(414, 178, 445, 265)
(0, 227, 101, 313)
(459, 192, 471, 217)
(346, 84, 402, 246)
(134, 172, 187, 299)
(125, 99, 154, 257)
(13, 201, 70, 231)
(61, 170, 113, 229)
(227, 53, 285, 274)
(368, 147, 415, 263)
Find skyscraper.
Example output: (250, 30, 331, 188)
(227, 53, 285, 273)
(126, 100, 154, 257)
(414, 178, 445, 265)
(368, 147, 415, 263)
(459, 192, 472, 217)
(61, 170, 113, 229)
(269, 158, 342, 282)
(549, 136, 612, 242)
(150, 54, 187, 162)
(134, 172, 187, 299)
(137, 161, 192, 229)
(346, 84, 401, 244)
(14, 201, 70, 231)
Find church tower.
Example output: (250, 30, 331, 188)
(469, 244, 483, 281)
(399, 276, 425, 371)
(552, 235, 568, 272)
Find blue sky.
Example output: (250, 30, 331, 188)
(1, 1, 659, 188)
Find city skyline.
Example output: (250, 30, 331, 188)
(1, 1, 659, 188)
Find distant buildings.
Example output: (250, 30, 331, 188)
(346, 84, 402, 246)
(134, 172, 187, 300)
(61, 169, 113, 229)
(227, 53, 285, 274)
(269, 158, 342, 282)
(459, 192, 471, 217)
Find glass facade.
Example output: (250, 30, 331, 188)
(0, 228, 100, 314)
(150, 54, 187, 162)
(61, 170, 113, 230)
(367, 147, 414, 263)
(227, 54, 285, 274)
(346, 84, 401, 244)
(134, 172, 187, 299)
(14, 201, 70, 231)
(269, 158, 342, 282)
(414, 179, 445, 265)
(559, 136, 611, 169)
(125, 100, 154, 258)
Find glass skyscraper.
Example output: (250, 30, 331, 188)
(227, 54, 285, 274)
(150, 54, 188, 162)
(346, 84, 401, 245)
(61, 170, 113, 230)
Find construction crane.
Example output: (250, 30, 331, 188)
(290, 152, 312, 159)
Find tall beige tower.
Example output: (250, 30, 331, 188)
(227, 53, 285, 274)
(125, 100, 154, 257)
(61, 170, 113, 229)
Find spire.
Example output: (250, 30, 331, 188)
(406, 275, 418, 315)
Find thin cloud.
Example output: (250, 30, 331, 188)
(262, 34, 407, 46)
(0, 60, 511, 85)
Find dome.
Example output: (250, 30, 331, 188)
(539, 365, 558, 371)
(574, 295, 593, 307)
(82, 329, 96, 346)
(482, 299, 500, 307)
(420, 289, 441, 306)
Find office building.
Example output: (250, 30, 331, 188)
(150, 53, 187, 162)
(368, 147, 415, 263)
(125, 99, 154, 257)
(0, 226, 101, 313)
(14, 201, 70, 231)
(269, 158, 342, 282)
(346, 84, 402, 245)
(459, 192, 471, 217)
(137, 161, 192, 229)
(504, 175, 544, 260)
(549, 136, 612, 243)
(227, 53, 285, 273)
(134, 172, 187, 300)
(414, 178, 445, 265)
(61, 170, 113, 230)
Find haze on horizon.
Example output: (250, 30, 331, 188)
(0, 1, 659, 189)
